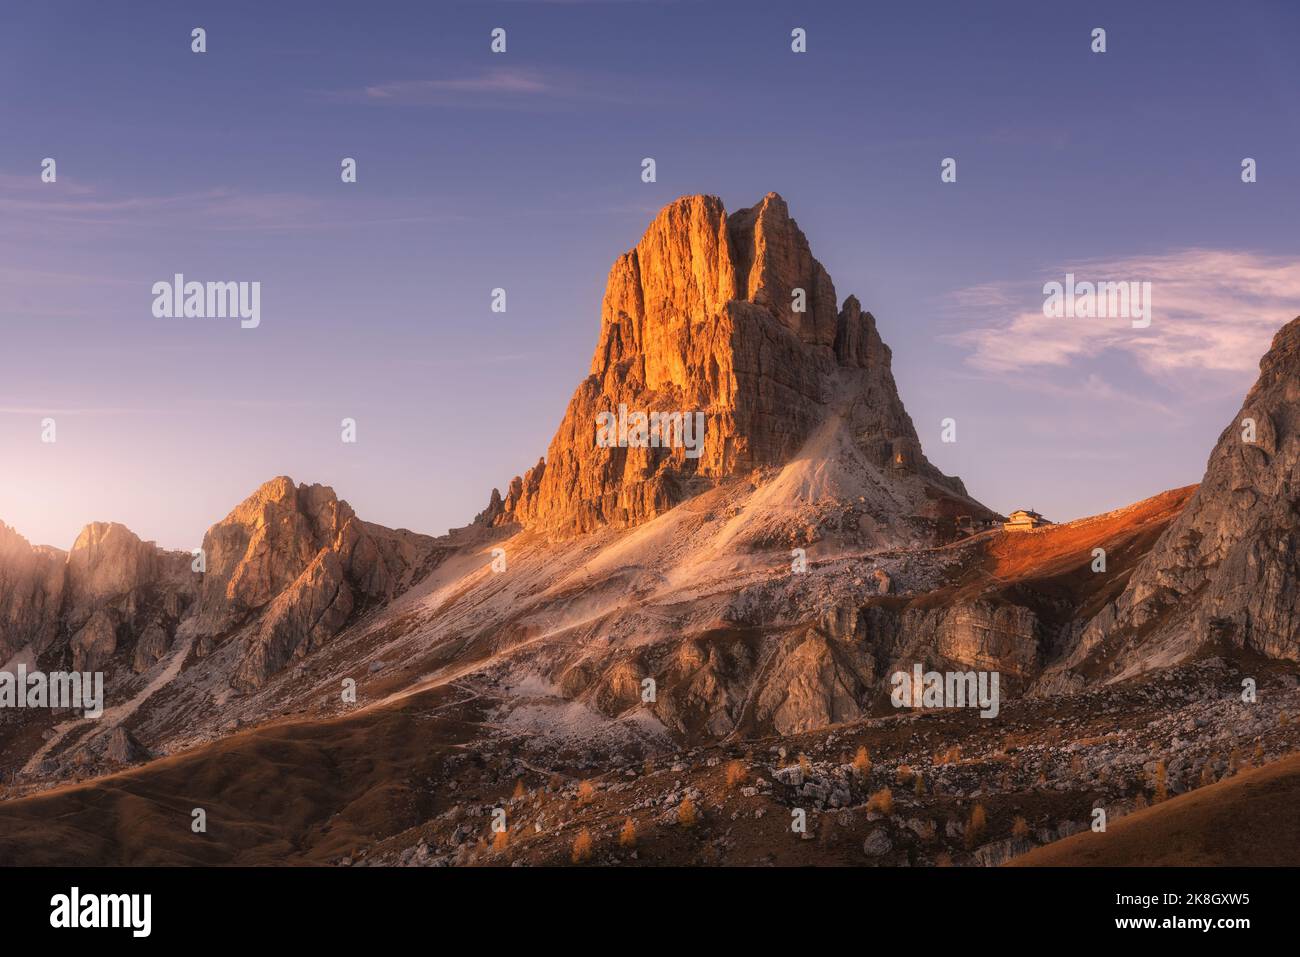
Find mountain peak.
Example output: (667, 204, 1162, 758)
(493, 193, 984, 536)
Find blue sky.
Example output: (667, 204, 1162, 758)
(3, 0, 1299, 549)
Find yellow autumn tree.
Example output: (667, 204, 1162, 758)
(677, 796, 697, 827)
(571, 828, 593, 863)
(852, 746, 871, 777)
(966, 803, 987, 849)
(1152, 761, 1168, 803)
(866, 787, 893, 816)
(725, 760, 746, 789)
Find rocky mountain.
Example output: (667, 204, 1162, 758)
(2, 194, 1298, 857)
(0, 479, 444, 783)
(190, 476, 440, 690)
(0, 520, 194, 675)
(487, 193, 987, 538)
(1043, 316, 1300, 690)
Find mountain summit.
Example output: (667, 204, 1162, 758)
(486, 193, 991, 537)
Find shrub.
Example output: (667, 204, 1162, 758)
(965, 803, 987, 849)
(1012, 815, 1030, 840)
(571, 828, 593, 864)
(852, 746, 872, 777)
(1152, 761, 1168, 803)
(619, 817, 637, 849)
(677, 796, 697, 827)
(866, 787, 893, 816)
(725, 760, 747, 789)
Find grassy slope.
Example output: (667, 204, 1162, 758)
(1011, 752, 1300, 867)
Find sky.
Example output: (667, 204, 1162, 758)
(2, 0, 1299, 550)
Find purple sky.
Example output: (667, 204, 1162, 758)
(3, 0, 1300, 550)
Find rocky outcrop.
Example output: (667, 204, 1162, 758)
(493, 193, 981, 536)
(0, 523, 65, 662)
(0, 478, 440, 696)
(1050, 316, 1300, 685)
(0, 520, 195, 675)
(189, 477, 439, 690)
(104, 726, 151, 765)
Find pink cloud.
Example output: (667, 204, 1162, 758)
(949, 249, 1300, 383)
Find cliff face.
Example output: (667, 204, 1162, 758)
(493, 193, 978, 536)
(0, 521, 195, 675)
(1047, 316, 1300, 687)
(0, 523, 69, 663)
(192, 477, 440, 689)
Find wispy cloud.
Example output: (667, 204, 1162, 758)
(363, 68, 551, 100)
(0, 174, 460, 235)
(331, 67, 648, 109)
(948, 249, 1300, 390)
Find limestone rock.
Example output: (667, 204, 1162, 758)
(71, 608, 118, 673)
(0, 523, 65, 662)
(1056, 316, 1300, 680)
(495, 193, 982, 536)
(105, 726, 151, 765)
(132, 621, 173, 674)
(195, 477, 439, 690)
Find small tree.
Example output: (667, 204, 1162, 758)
(852, 746, 871, 777)
(571, 828, 593, 864)
(1253, 742, 1265, 766)
(1012, 815, 1030, 840)
(677, 796, 697, 827)
(866, 787, 893, 816)
(493, 828, 509, 853)
(576, 779, 596, 807)
(619, 817, 637, 849)
(965, 803, 987, 849)
(913, 773, 925, 797)
(512, 778, 526, 801)
(797, 753, 812, 777)
(725, 760, 747, 789)
(1152, 761, 1168, 803)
